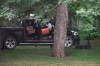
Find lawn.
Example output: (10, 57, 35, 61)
(0, 39, 100, 66)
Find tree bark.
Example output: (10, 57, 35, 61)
(52, 2, 69, 58)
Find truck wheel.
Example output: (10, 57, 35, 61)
(65, 36, 73, 47)
(4, 36, 17, 49)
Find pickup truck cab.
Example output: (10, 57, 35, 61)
(0, 19, 80, 50)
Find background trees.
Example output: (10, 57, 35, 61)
(0, 0, 99, 31)
(75, 0, 100, 32)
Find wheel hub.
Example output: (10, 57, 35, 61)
(5, 39, 15, 48)
(65, 37, 73, 47)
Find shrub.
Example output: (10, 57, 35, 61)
(80, 32, 100, 40)
(91, 32, 100, 38)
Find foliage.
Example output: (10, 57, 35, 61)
(79, 18, 95, 32)
(0, 0, 40, 20)
(80, 33, 94, 40)
(0, 6, 17, 20)
(0, 0, 100, 31)
(91, 32, 100, 38)
(59, 0, 73, 3)
(0, 1, 57, 25)
(80, 31, 100, 40)
(75, 0, 100, 32)
(0, 0, 58, 26)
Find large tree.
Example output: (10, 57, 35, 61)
(52, 1, 69, 57)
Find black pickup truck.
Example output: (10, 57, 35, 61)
(0, 19, 80, 50)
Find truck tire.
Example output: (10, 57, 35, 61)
(65, 36, 73, 47)
(3, 36, 17, 49)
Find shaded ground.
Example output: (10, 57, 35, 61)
(0, 39, 100, 66)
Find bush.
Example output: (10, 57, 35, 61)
(80, 32, 100, 40)
(91, 32, 100, 38)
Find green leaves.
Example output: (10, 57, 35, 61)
(0, 0, 99, 29)
(0, 0, 41, 20)
(76, 8, 100, 17)
(59, 0, 73, 3)
(74, 0, 100, 32)
(0, 6, 17, 20)
(81, 23, 95, 32)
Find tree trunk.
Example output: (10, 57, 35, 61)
(52, 2, 69, 58)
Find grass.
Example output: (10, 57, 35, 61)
(0, 39, 100, 66)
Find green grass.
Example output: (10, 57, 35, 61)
(0, 45, 100, 66)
